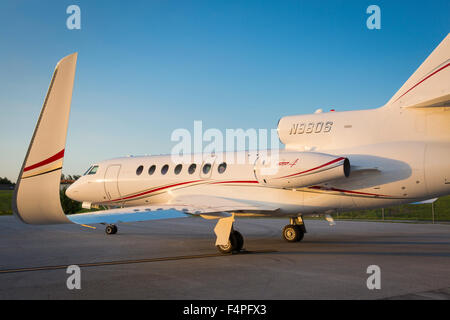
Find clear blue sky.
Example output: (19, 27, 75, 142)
(0, 0, 449, 181)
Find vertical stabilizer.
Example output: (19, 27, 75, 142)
(385, 34, 450, 109)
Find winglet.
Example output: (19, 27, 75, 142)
(13, 53, 78, 224)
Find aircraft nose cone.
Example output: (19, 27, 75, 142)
(65, 184, 77, 200)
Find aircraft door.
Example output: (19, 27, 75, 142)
(104, 165, 121, 200)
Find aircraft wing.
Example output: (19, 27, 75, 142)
(68, 206, 190, 225)
(66, 197, 278, 246)
(170, 195, 279, 216)
(68, 196, 279, 225)
(411, 198, 438, 204)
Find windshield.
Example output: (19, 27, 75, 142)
(84, 165, 99, 175)
(83, 166, 93, 175)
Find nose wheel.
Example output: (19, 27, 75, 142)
(105, 224, 118, 235)
(217, 230, 244, 254)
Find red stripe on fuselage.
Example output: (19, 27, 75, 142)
(211, 180, 259, 184)
(110, 180, 203, 202)
(109, 180, 259, 203)
(23, 149, 65, 172)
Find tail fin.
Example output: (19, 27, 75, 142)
(385, 34, 450, 109)
(13, 53, 78, 224)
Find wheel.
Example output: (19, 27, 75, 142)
(296, 226, 304, 242)
(233, 230, 244, 251)
(217, 231, 243, 254)
(105, 224, 117, 235)
(282, 224, 304, 242)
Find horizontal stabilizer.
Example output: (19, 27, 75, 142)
(402, 94, 450, 109)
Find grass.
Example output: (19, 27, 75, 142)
(1, 189, 449, 222)
(0, 190, 13, 215)
(332, 196, 450, 222)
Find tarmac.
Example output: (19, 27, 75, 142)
(1, 215, 450, 299)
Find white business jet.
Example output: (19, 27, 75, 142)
(13, 34, 450, 253)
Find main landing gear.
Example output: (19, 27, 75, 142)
(105, 224, 118, 235)
(216, 229, 244, 254)
(282, 217, 306, 242)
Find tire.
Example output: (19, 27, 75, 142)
(233, 230, 244, 251)
(105, 224, 117, 235)
(282, 224, 303, 242)
(296, 226, 304, 242)
(217, 231, 239, 254)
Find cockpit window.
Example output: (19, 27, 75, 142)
(87, 165, 99, 175)
(83, 166, 93, 175)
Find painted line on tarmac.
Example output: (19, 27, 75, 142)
(0, 249, 277, 274)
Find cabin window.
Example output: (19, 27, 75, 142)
(188, 164, 197, 174)
(174, 164, 182, 175)
(218, 162, 227, 174)
(87, 165, 98, 175)
(136, 165, 144, 175)
(148, 165, 156, 175)
(202, 163, 211, 174)
(161, 164, 169, 175)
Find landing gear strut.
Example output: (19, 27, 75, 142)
(105, 224, 118, 235)
(217, 229, 244, 254)
(282, 217, 306, 242)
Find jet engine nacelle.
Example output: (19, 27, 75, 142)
(254, 151, 350, 189)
